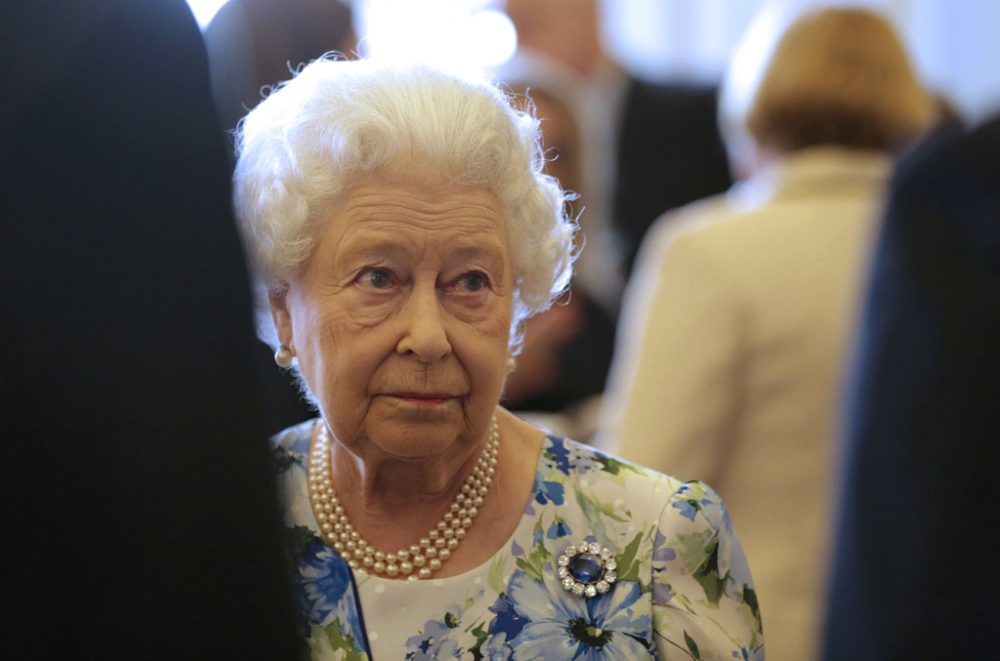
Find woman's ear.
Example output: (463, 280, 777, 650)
(269, 282, 295, 352)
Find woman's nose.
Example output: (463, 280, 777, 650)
(395, 284, 451, 362)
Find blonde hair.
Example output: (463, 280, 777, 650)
(724, 7, 936, 162)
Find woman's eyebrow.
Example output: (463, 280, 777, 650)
(338, 235, 506, 266)
(337, 237, 409, 263)
(448, 242, 506, 266)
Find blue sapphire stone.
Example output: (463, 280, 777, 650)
(567, 552, 604, 583)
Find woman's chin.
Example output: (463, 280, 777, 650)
(364, 404, 469, 459)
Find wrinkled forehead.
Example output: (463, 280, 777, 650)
(318, 180, 511, 263)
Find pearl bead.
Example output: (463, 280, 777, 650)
(307, 415, 500, 581)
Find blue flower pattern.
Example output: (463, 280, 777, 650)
(500, 571, 654, 659)
(271, 422, 765, 659)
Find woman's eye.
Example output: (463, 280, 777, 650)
(457, 272, 488, 292)
(360, 268, 394, 290)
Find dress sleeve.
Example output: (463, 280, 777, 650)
(651, 480, 764, 660)
(600, 220, 744, 483)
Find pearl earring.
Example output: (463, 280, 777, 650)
(274, 345, 293, 368)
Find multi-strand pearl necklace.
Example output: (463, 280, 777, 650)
(308, 416, 500, 580)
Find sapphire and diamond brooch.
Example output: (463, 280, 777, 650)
(557, 541, 617, 598)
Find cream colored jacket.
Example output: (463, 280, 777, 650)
(599, 147, 891, 661)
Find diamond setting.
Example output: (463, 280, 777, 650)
(556, 540, 617, 599)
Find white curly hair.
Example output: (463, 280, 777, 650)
(233, 57, 577, 358)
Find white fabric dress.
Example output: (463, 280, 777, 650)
(273, 419, 765, 659)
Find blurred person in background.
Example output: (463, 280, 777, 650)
(504, 0, 732, 314)
(1, 0, 300, 656)
(599, 7, 937, 658)
(204, 0, 356, 132)
(495, 52, 616, 441)
(822, 113, 1000, 660)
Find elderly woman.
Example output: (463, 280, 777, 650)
(599, 7, 937, 659)
(233, 58, 763, 659)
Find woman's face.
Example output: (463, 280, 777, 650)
(272, 181, 514, 460)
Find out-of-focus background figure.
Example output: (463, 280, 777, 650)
(493, 53, 616, 440)
(822, 113, 1000, 660)
(504, 0, 732, 311)
(203, 0, 356, 132)
(599, 7, 937, 658)
(1, 0, 301, 657)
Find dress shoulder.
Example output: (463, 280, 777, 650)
(272, 418, 316, 452)
(546, 434, 688, 514)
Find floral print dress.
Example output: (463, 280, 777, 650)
(274, 421, 765, 659)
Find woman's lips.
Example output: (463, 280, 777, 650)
(387, 393, 454, 407)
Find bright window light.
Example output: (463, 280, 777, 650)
(186, 0, 229, 29)
(357, 0, 516, 76)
